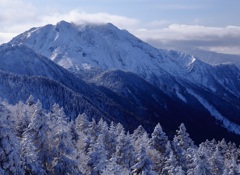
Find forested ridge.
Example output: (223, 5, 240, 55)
(0, 98, 240, 175)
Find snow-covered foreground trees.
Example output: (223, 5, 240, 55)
(0, 100, 240, 175)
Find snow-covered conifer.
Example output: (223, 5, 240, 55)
(87, 133, 108, 174)
(53, 118, 81, 174)
(161, 150, 179, 175)
(22, 101, 52, 172)
(149, 123, 168, 153)
(0, 104, 24, 175)
(115, 130, 135, 169)
(131, 144, 158, 175)
(187, 147, 212, 175)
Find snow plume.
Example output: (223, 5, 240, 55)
(187, 89, 240, 135)
(41, 10, 140, 30)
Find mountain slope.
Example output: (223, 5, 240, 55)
(0, 70, 104, 120)
(83, 69, 240, 143)
(6, 21, 240, 143)
(0, 44, 143, 127)
(176, 47, 240, 68)
(10, 21, 240, 98)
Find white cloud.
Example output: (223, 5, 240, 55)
(0, 0, 36, 26)
(135, 24, 240, 41)
(206, 46, 240, 55)
(155, 4, 203, 10)
(0, 32, 18, 44)
(40, 10, 140, 30)
(134, 24, 240, 54)
(0, 1, 239, 55)
(148, 20, 172, 28)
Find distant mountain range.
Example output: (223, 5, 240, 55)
(1, 21, 239, 144)
(175, 47, 240, 68)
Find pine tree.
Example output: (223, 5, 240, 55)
(132, 126, 150, 154)
(87, 133, 108, 175)
(115, 130, 135, 169)
(50, 108, 81, 175)
(149, 123, 168, 154)
(101, 157, 130, 175)
(87, 118, 99, 142)
(174, 123, 195, 150)
(131, 144, 158, 175)
(22, 101, 53, 172)
(187, 147, 212, 175)
(0, 104, 24, 175)
(107, 121, 118, 157)
(21, 129, 46, 175)
(228, 156, 240, 175)
(161, 150, 179, 175)
(172, 123, 195, 171)
(209, 145, 224, 175)
(7, 101, 31, 138)
(75, 113, 89, 135)
(98, 119, 114, 158)
(76, 133, 91, 174)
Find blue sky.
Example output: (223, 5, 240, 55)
(1, 0, 240, 54)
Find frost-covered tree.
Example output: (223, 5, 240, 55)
(132, 126, 150, 154)
(21, 131, 46, 175)
(227, 156, 240, 175)
(101, 157, 130, 175)
(2, 100, 240, 175)
(172, 123, 195, 171)
(115, 130, 135, 169)
(87, 133, 108, 175)
(218, 138, 228, 157)
(22, 101, 53, 172)
(0, 104, 24, 175)
(107, 121, 118, 156)
(200, 139, 217, 160)
(131, 144, 158, 175)
(75, 113, 89, 135)
(98, 119, 114, 158)
(209, 145, 224, 174)
(76, 133, 91, 174)
(161, 150, 180, 175)
(115, 122, 125, 135)
(49, 106, 81, 175)
(87, 118, 99, 142)
(3, 100, 34, 138)
(149, 123, 168, 153)
(187, 146, 212, 175)
(174, 123, 195, 151)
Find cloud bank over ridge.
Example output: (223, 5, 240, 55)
(0, 0, 239, 55)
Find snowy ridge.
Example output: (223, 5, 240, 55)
(177, 47, 240, 68)
(4, 21, 240, 143)
(187, 89, 240, 135)
(10, 21, 240, 99)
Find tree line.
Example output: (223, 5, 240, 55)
(0, 98, 240, 175)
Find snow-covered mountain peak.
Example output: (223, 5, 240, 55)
(9, 21, 240, 98)
(56, 20, 72, 28)
(2, 21, 240, 144)
(10, 21, 163, 72)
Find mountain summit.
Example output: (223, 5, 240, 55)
(5, 21, 240, 143)
(10, 21, 240, 95)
